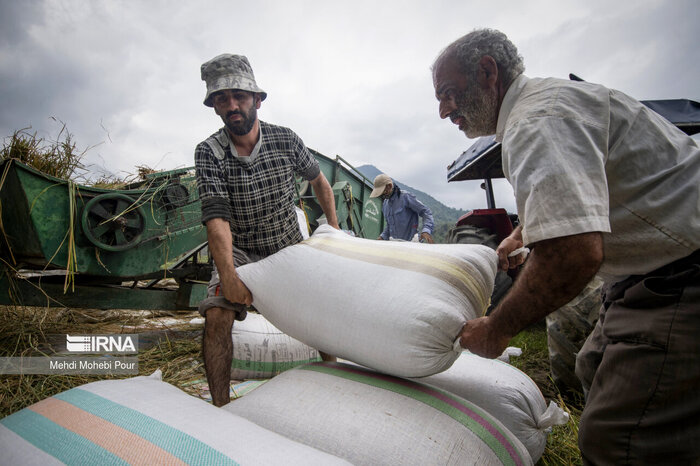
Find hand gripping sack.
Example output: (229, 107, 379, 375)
(237, 225, 498, 377)
(224, 362, 533, 466)
(0, 371, 349, 465)
(413, 351, 570, 463)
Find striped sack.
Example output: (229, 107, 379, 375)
(237, 224, 497, 377)
(232, 312, 321, 379)
(413, 351, 570, 463)
(224, 362, 533, 466)
(0, 371, 349, 466)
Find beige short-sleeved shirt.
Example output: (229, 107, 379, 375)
(496, 75, 700, 282)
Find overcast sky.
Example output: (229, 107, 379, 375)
(1, 0, 698, 213)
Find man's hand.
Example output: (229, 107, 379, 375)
(496, 226, 525, 271)
(459, 316, 512, 359)
(420, 232, 434, 244)
(220, 273, 253, 306)
(467, 232, 604, 360)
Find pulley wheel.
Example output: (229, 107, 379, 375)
(81, 193, 146, 252)
(164, 182, 189, 208)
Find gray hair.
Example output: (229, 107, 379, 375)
(433, 29, 525, 86)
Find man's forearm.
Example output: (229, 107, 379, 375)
(420, 210, 434, 235)
(206, 218, 235, 279)
(490, 232, 603, 338)
(309, 173, 339, 228)
(510, 224, 523, 241)
(205, 218, 253, 305)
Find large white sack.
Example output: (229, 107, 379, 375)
(412, 351, 569, 464)
(0, 371, 349, 466)
(237, 224, 498, 377)
(232, 312, 321, 379)
(225, 362, 533, 466)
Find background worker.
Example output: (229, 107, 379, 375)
(195, 53, 339, 407)
(432, 28, 700, 464)
(370, 173, 434, 243)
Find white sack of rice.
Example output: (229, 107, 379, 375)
(237, 224, 497, 377)
(0, 371, 349, 465)
(413, 351, 569, 463)
(232, 312, 320, 379)
(224, 362, 533, 466)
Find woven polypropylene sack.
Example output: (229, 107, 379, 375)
(0, 371, 349, 465)
(294, 206, 310, 239)
(413, 351, 569, 463)
(232, 312, 321, 379)
(224, 362, 533, 466)
(237, 225, 497, 377)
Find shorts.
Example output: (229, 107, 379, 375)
(198, 245, 268, 320)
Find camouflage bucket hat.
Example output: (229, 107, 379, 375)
(201, 54, 267, 107)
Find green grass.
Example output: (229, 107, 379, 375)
(509, 324, 584, 465)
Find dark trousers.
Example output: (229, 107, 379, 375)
(576, 250, 700, 465)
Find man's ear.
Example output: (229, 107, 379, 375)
(255, 94, 262, 109)
(477, 55, 499, 89)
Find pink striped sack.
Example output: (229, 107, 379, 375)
(224, 362, 533, 466)
(0, 371, 349, 465)
(413, 351, 569, 463)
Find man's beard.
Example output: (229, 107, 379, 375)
(455, 86, 498, 138)
(224, 106, 257, 136)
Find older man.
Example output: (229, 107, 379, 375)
(432, 29, 700, 464)
(195, 54, 339, 406)
(370, 173, 434, 243)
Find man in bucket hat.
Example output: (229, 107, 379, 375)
(195, 53, 339, 406)
(370, 174, 434, 243)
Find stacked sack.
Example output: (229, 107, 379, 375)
(412, 351, 569, 463)
(0, 371, 349, 465)
(237, 224, 498, 377)
(231, 312, 321, 379)
(228, 206, 319, 380)
(225, 362, 534, 466)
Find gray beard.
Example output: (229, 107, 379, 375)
(456, 87, 498, 138)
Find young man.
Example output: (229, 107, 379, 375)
(432, 29, 700, 464)
(370, 173, 434, 243)
(195, 54, 339, 406)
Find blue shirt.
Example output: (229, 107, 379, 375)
(380, 186, 434, 241)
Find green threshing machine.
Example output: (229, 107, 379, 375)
(0, 151, 384, 311)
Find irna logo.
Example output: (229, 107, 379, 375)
(66, 335, 138, 354)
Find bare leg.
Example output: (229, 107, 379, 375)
(203, 306, 236, 407)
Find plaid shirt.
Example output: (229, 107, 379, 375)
(195, 121, 320, 256)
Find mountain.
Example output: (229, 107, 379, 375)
(356, 164, 467, 243)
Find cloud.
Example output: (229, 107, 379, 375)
(0, 0, 697, 214)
